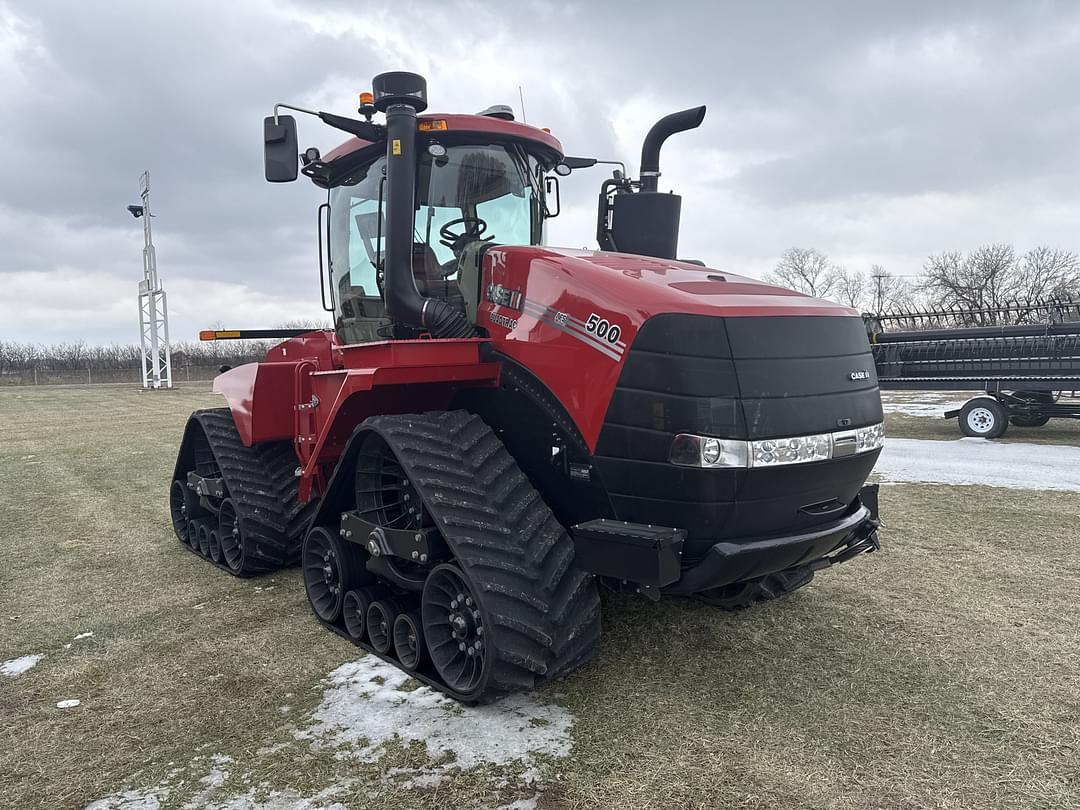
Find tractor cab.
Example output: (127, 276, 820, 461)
(326, 130, 556, 343)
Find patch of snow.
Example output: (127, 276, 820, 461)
(57, 698, 81, 709)
(195, 784, 349, 810)
(875, 438, 1080, 491)
(74, 631, 95, 640)
(199, 755, 233, 790)
(1, 653, 43, 676)
(86, 789, 168, 810)
(496, 798, 539, 810)
(296, 657, 574, 771)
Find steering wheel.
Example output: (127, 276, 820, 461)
(439, 216, 489, 253)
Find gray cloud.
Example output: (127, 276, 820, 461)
(2, 0, 1079, 342)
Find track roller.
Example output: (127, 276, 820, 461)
(343, 588, 373, 641)
(393, 610, 426, 672)
(366, 599, 403, 655)
(208, 529, 222, 563)
(197, 522, 211, 557)
(303, 526, 371, 623)
(186, 521, 199, 551)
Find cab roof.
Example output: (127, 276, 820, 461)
(311, 113, 564, 188)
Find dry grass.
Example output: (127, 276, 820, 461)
(1, 386, 1078, 809)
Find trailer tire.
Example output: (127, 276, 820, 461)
(959, 397, 1008, 438)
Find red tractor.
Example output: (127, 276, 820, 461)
(170, 71, 883, 702)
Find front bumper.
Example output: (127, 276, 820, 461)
(571, 485, 881, 596)
(664, 489, 880, 595)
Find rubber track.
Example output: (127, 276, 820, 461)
(185, 408, 315, 574)
(363, 411, 602, 696)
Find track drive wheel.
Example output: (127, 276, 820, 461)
(303, 527, 371, 623)
(959, 397, 1008, 438)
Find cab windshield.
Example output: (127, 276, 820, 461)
(329, 142, 543, 314)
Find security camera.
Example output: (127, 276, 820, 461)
(127, 205, 145, 218)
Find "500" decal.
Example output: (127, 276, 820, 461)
(585, 313, 622, 345)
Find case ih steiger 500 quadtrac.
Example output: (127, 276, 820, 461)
(170, 71, 884, 702)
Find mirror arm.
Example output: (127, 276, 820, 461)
(273, 103, 385, 142)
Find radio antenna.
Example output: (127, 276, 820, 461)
(518, 85, 527, 124)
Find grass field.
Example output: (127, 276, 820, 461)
(2, 386, 1078, 809)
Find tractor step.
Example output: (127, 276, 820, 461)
(570, 519, 686, 590)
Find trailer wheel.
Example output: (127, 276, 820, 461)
(959, 397, 1008, 438)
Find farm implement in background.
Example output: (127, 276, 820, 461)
(868, 299, 1080, 437)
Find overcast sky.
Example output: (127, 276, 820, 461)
(1, 1, 1078, 344)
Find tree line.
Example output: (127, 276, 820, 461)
(0, 320, 330, 376)
(767, 244, 1080, 319)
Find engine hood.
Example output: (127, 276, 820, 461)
(517, 246, 856, 320)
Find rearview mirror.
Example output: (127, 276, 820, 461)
(544, 175, 561, 217)
(264, 115, 299, 182)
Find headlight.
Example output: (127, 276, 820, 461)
(670, 423, 884, 469)
(750, 433, 831, 467)
(668, 434, 749, 468)
(856, 423, 885, 452)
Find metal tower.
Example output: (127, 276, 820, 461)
(132, 171, 173, 389)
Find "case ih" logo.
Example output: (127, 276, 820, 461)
(849, 370, 870, 381)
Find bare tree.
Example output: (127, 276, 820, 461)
(923, 244, 1080, 324)
(867, 265, 913, 314)
(768, 247, 839, 298)
(832, 266, 866, 309)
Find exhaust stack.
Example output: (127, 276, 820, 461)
(603, 106, 706, 260)
(638, 106, 706, 193)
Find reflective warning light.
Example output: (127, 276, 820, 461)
(358, 91, 375, 106)
(418, 119, 449, 131)
(199, 330, 216, 341)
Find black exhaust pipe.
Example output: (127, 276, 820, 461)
(374, 71, 476, 338)
(638, 106, 706, 193)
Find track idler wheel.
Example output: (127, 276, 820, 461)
(422, 564, 487, 696)
(393, 610, 426, 672)
(343, 588, 374, 641)
(218, 499, 243, 573)
(366, 598, 403, 655)
(303, 527, 370, 623)
(169, 480, 190, 543)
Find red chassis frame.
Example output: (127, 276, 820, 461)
(214, 335, 499, 501)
